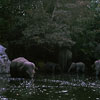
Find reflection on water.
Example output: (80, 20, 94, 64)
(0, 74, 100, 100)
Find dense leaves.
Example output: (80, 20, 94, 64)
(0, 0, 100, 66)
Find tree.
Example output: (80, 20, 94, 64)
(0, 0, 74, 64)
(70, 0, 100, 65)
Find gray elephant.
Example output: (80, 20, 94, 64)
(0, 45, 11, 73)
(10, 57, 36, 78)
(45, 62, 60, 74)
(93, 60, 100, 79)
(68, 62, 85, 73)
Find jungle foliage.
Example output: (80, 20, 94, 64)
(0, 0, 100, 66)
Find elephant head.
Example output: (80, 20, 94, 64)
(68, 62, 85, 73)
(20, 61, 36, 78)
(68, 62, 76, 72)
(10, 57, 36, 79)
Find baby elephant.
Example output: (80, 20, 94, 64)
(68, 62, 85, 73)
(10, 57, 36, 79)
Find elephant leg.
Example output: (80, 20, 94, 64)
(68, 66, 72, 72)
(96, 70, 100, 80)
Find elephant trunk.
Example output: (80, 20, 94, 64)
(68, 67, 71, 72)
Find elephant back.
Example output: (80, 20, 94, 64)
(12, 57, 28, 63)
(23, 61, 36, 70)
(76, 62, 85, 72)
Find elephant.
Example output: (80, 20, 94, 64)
(10, 57, 36, 78)
(93, 60, 100, 79)
(0, 44, 11, 73)
(68, 62, 85, 73)
(45, 62, 60, 74)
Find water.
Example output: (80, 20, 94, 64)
(0, 74, 100, 100)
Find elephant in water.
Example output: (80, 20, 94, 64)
(68, 62, 85, 73)
(93, 60, 100, 79)
(10, 57, 37, 79)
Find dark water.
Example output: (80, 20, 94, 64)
(0, 74, 100, 100)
